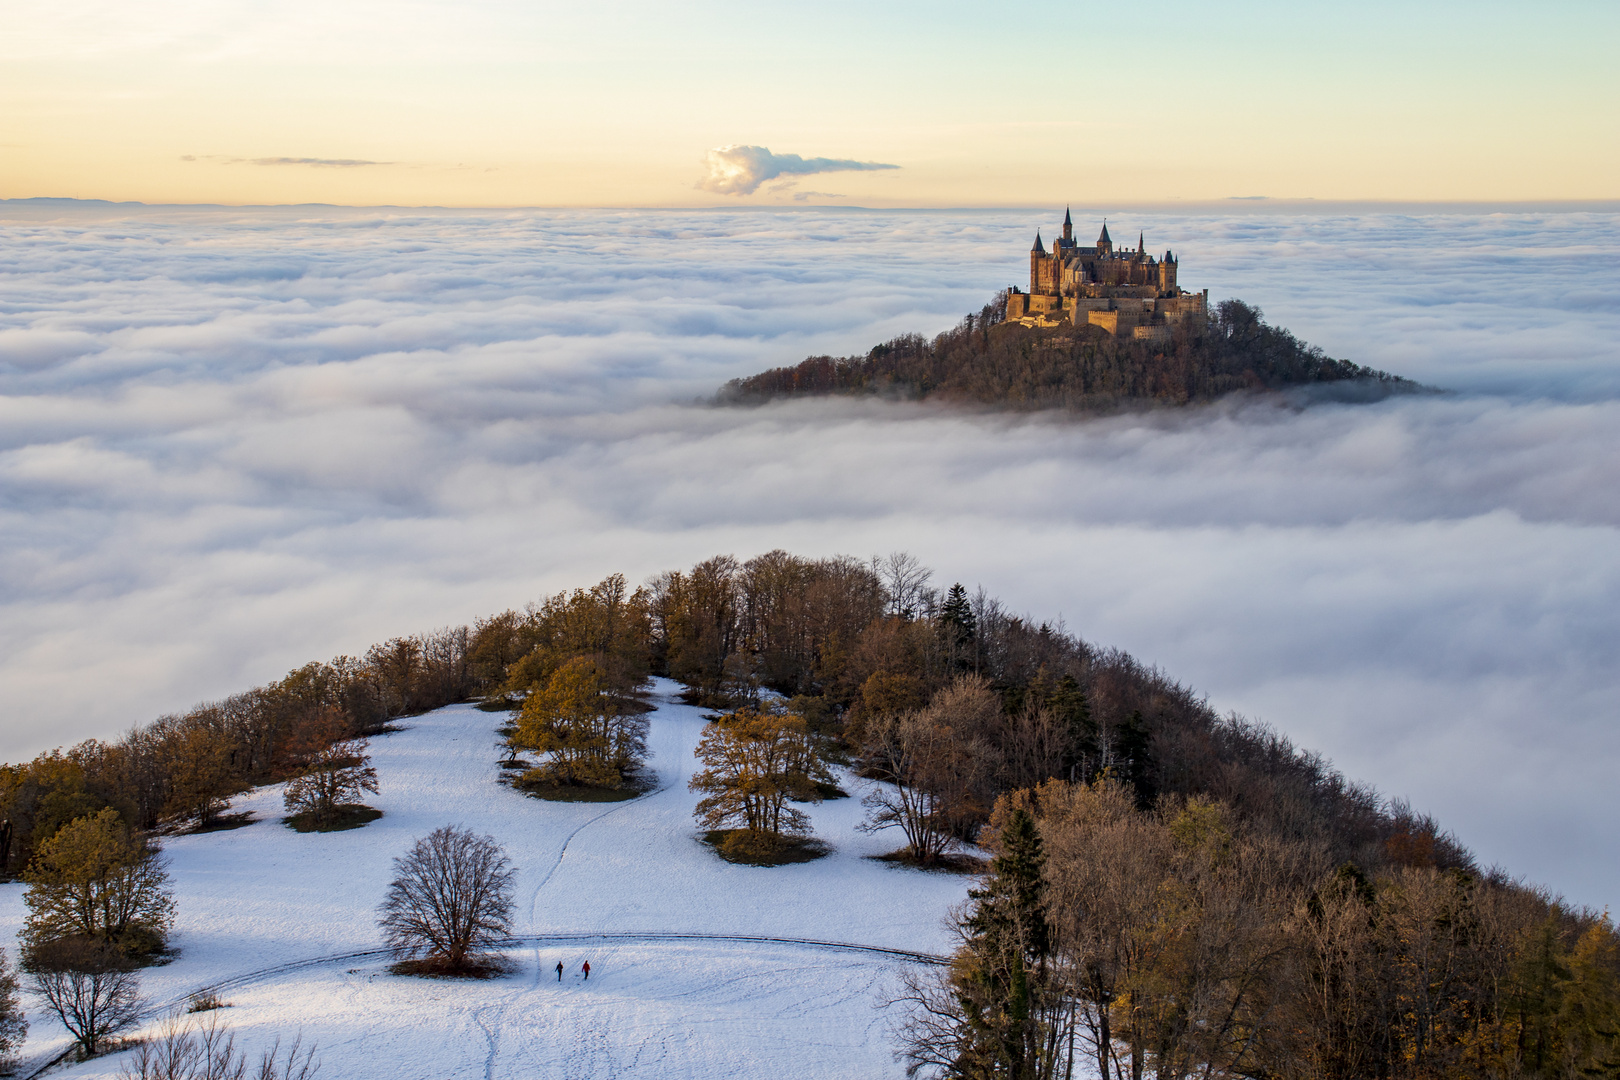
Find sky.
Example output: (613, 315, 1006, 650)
(3, 0, 1619, 206)
(2, 202, 1618, 914)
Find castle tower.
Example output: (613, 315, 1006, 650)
(1097, 221, 1113, 258)
(1062, 207, 1073, 244)
(1139, 231, 1144, 255)
(1030, 231, 1047, 295)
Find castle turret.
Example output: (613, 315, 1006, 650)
(1030, 231, 1047, 295)
(1062, 206, 1073, 244)
(1139, 231, 1144, 254)
(1097, 221, 1112, 257)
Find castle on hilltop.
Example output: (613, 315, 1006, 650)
(1005, 209, 1208, 341)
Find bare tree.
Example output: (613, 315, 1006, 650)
(30, 943, 143, 1058)
(281, 710, 379, 827)
(253, 1036, 320, 1080)
(121, 1010, 243, 1080)
(874, 551, 933, 620)
(121, 1012, 320, 1080)
(858, 710, 957, 865)
(377, 826, 515, 973)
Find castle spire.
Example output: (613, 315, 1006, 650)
(1098, 220, 1111, 244)
(1062, 206, 1073, 243)
(1139, 231, 1144, 253)
(1031, 231, 1046, 255)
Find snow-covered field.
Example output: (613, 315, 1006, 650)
(0, 679, 971, 1078)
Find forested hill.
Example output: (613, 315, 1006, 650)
(719, 295, 1414, 411)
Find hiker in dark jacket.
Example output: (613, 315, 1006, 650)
(555, 961, 564, 982)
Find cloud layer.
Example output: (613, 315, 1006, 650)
(697, 146, 898, 196)
(1, 202, 1617, 910)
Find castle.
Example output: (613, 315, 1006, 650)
(1005, 209, 1208, 341)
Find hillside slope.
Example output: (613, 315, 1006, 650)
(720, 297, 1414, 411)
(0, 679, 967, 1079)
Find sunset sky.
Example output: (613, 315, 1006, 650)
(4, 0, 1616, 207)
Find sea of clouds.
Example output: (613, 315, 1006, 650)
(2, 201, 1617, 909)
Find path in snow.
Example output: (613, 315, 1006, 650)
(0, 679, 971, 1078)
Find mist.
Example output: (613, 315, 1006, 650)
(2, 201, 1617, 909)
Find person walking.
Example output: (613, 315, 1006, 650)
(555, 961, 564, 982)
(582, 961, 591, 981)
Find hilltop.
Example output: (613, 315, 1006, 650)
(719, 295, 1412, 411)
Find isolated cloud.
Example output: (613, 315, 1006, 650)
(697, 145, 898, 196)
(0, 202, 1617, 911)
(180, 155, 389, 168)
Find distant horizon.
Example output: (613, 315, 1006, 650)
(9, 195, 1620, 215)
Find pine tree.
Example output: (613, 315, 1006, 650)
(0, 947, 25, 1073)
(940, 584, 976, 642)
(1046, 675, 1095, 782)
(950, 808, 1054, 1079)
(1114, 709, 1156, 808)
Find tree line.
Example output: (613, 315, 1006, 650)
(717, 296, 1412, 411)
(897, 785, 1620, 1080)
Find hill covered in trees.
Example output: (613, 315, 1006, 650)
(3, 551, 1615, 1079)
(719, 297, 1416, 411)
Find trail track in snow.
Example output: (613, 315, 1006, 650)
(9, 680, 970, 1079)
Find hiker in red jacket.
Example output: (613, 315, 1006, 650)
(582, 961, 591, 980)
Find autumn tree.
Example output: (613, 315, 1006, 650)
(510, 655, 648, 789)
(22, 808, 174, 963)
(281, 708, 379, 827)
(161, 722, 245, 830)
(378, 826, 515, 974)
(689, 703, 832, 860)
(501, 573, 653, 699)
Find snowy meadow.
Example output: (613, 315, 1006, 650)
(2, 200, 1618, 922)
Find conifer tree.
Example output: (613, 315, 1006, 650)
(1046, 675, 1095, 782)
(940, 584, 976, 642)
(1113, 709, 1155, 808)
(944, 807, 1057, 1080)
(0, 948, 25, 1073)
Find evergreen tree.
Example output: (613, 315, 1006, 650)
(1046, 675, 1095, 782)
(940, 584, 976, 642)
(1114, 709, 1155, 808)
(949, 808, 1055, 1079)
(0, 948, 25, 1073)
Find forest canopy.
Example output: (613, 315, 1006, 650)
(718, 296, 1415, 411)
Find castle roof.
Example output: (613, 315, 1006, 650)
(1098, 222, 1111, 244)
(1032, 231, 1046, 254)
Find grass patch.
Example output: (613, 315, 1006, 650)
(187, 992, 230, 1013)
(476, 698, 519, 713)
(388, 954, 511, 979)
(869, 847, 989, 874)
(188, 811, 256, 835)
(510, 774, 653, 802)
(702, 829, 831, 866)
(283, 804, 383, 833)
(812, 781, 849, 800)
